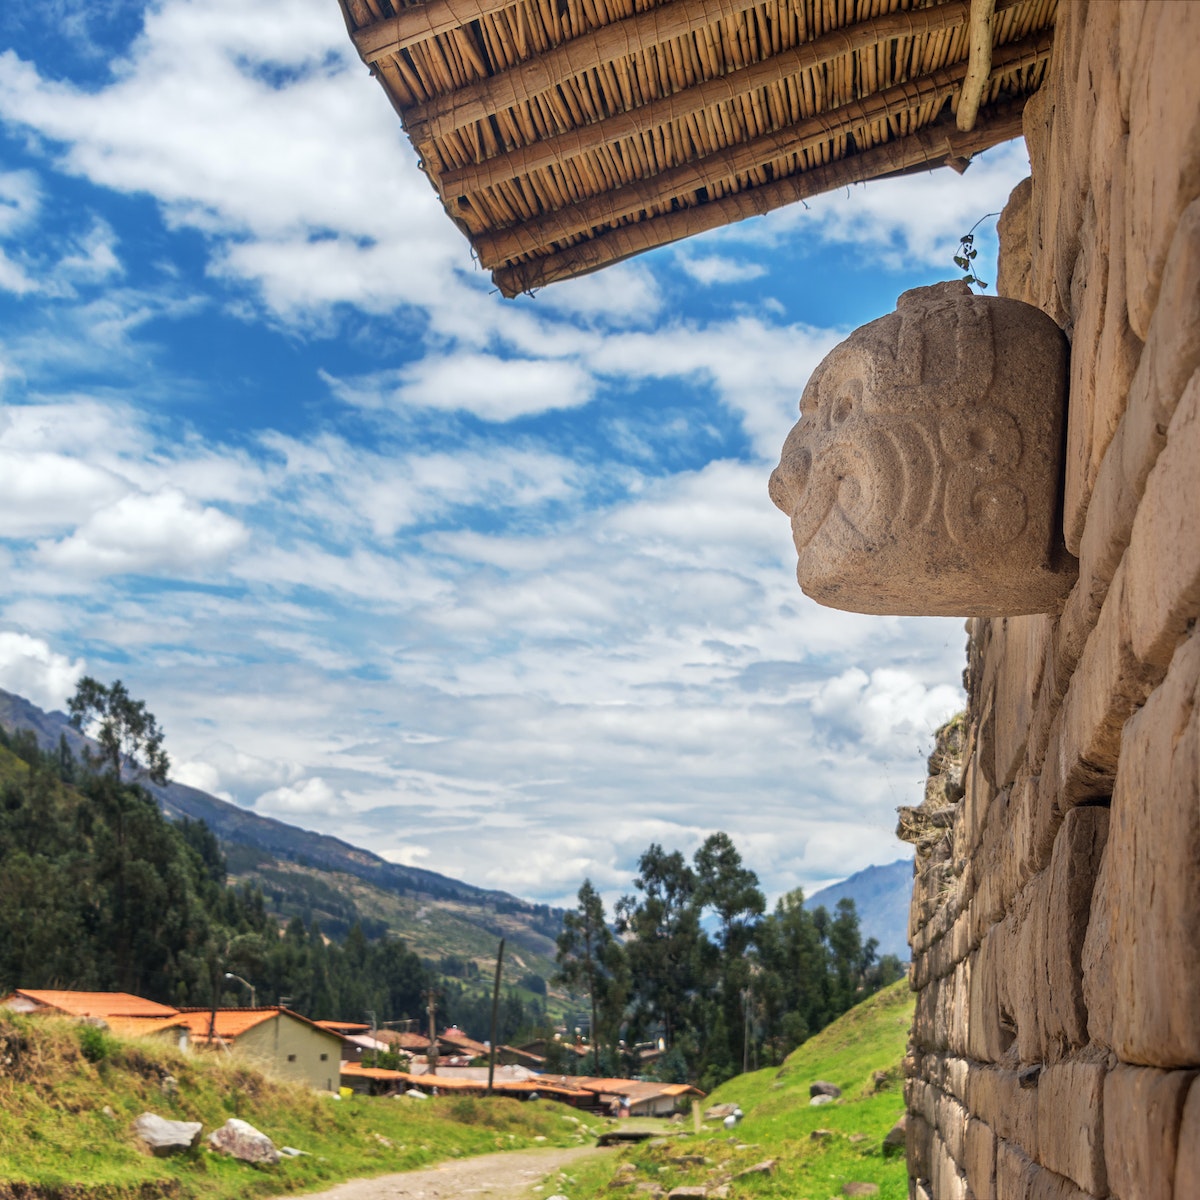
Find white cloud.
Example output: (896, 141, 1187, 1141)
(0, 449, 127, 536)
(0, 169, 39, 236)
(392, 354, 596, 422)
(0, 630, 85, 710)
(37, 486, 249, 575)
(675, 253, 767, 286)
(256, 775, 340, 816)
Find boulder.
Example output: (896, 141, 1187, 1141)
(810, 1080, 842, 1099)
(810, 1094, 834, 1106)
(732, 1159, 777, 1180)
(207, 1117, 281, 1165)
(704, 1102, 738, 1120)
(883, 1113, 908, 1156)
(666, 1190, 706, 1200)
(132, 1112, 202, 1157)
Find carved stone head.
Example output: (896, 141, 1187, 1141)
(769, 281, 1075, 616)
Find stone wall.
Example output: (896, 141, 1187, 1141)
(902, 3, 1200, 1198)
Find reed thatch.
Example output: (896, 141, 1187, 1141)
(336, 0, 1056, 296)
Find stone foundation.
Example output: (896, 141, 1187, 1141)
(902, 3, 1200, 1198)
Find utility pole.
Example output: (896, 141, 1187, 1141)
(426, 988, 439, 1076)
(487, 938, 505, 1095)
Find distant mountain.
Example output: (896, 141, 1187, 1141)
(806, 858, 914, 961)
(0, 686, 563, 974)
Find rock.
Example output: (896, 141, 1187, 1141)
(709, 1189, 730, 1200)
(810, 1094, 834, 1106)
(279, 1146, 309, 1157)
(671, 1155, 707, 1166)
(613, 1163, 638, 1179)
(159, 1074, 179, 1098)
(101, 1106, 116, 1119)
(405, 1088, 428, 1099)
(132, 1112, 202, 1157)
(704, 1103, 737, 1121)
(843, 1185, 880, 1198)
(809, 1081, 842, 1099)
(871, 1070, 890, 1091)
(811, 1128, 835, 1140)
(770, 281, 1075, 618)
(882, 1113, 907, 1156)
(666, 1189, 706, 1199)
(732, 1159, 776, 1180)
(207, 1117, 281, 1166)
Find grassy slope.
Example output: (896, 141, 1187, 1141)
(0, 1014, 602, 1200)
(568, 979, 915, 1200)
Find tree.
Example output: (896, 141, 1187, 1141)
(693, 832, 765, 1077)
(616, 844, 712, 1055)
(68, 677, 170, 784)
(556, 879, 627, 1075)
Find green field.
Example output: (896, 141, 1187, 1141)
(0, 1012, 601, 1200)
(564, 978, 915, 1199)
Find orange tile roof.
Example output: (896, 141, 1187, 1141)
(9, 990, 179, 1019)
(104, 1015, 190, 1039)
(315, 1020, 370, 1032)
(338, 1063, 592, 1100)
(175, 1007, 342, 1046)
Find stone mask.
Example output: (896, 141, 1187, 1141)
(769, 281, 1076, 616)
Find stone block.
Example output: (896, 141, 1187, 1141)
(989, 1070, 1039, 1162)
(1079, 200, 1200, 595)
(936, 1090, 968, 1166)
(1083, 631, 1200, 1065)
(1103, 1064, 1197, 1200)
(997, 1139, 1038, 1200)
(1126, 371, 1200, 669)
(1052, 558, 1157, 807)
(1174, 1077, 1200, 1200)
(1064, 201, 1109, 553)
(1039, 807, 1109, 1060)
(993, 616, 1052, 787)
(1037, 1060, 1106, 1195)
(1011, 871, 1049, 1065)
(967, 927, 1011, 1063)
(1124, 2, 1200, 339)
(933, 1144, 968, 1200)
(1001, 778, 1038, 906)
(997, 177, 1033, 304)
(1026, 1165, 1092, 1200)
(948, 960, 971, 1058)
(907, 1110, 933, 1184)
(964, 1118, 996, 1200)
(769, 282, 1075, 617)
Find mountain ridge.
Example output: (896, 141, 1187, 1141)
(0, 686, 562, 964)
(805, 857, 913, 961)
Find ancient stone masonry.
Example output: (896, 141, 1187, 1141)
(898, 4, 1200, 1198)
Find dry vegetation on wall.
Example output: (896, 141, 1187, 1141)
(901, 4, 1200, 1198)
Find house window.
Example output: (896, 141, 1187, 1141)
(287, 1054, 296, 1062)
(320, 1053, 328, 1061)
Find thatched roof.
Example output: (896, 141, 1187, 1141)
(337, 0, 1056, 296)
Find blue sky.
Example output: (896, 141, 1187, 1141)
(0, 0, 1029, 908)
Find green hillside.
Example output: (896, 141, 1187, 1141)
(568, 978, 915, 1199)
(0, 1011, 601, 1199)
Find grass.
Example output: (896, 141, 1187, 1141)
(563, 979, 915, 1200)
(0, 1012, 602, 1200)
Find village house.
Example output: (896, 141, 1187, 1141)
(176, 1007, 343, 1092)
(0, 989, 190, 1049)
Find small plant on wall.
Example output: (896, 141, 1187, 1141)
(953, 211, 1000, 290)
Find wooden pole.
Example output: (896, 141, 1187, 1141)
(426, 988, 440, 1076)
(957, 0, 997, 133)
(353, 0, 526, 63)
(487, 938, 506, 1095)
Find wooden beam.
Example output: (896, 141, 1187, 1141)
(478, 34, 1048, 267)
(413, 0, 973, 145)
(957, 0, 997, 131)
(473, 33, 1049, 267)
(491, 102, 1026, 296)
(353, 0, 525, 63)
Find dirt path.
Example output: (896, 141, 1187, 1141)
(273, 1145, 614, 1200)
